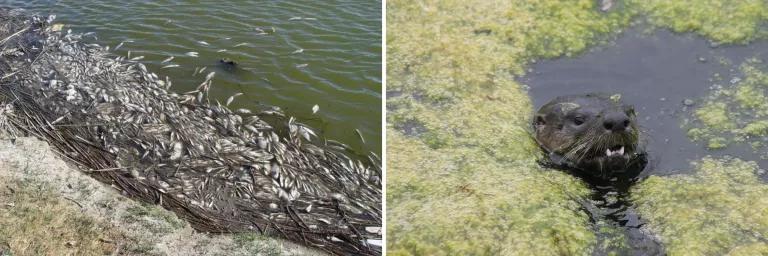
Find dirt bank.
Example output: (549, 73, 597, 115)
(0, 136, 324, 256)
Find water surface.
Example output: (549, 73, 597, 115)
(5, 0, 382, 155)
(521, 27, 768, 175)
(520, 26, 768, 255)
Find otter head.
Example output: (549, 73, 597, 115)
(533, 94, 643, 177)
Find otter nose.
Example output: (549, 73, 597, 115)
(603, 113, 630, 132)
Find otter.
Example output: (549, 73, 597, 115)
(219, 57, 237, 66)
(533, 93, 646, 178)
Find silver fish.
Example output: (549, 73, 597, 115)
(161, 56, 174, 63)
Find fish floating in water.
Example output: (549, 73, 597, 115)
(0, 9, 381, 255)
(291, 48, 304, 54)
(289, 17, 317, 21)
(185, 51, 199, 57)
(226, 92, 243, 106)
(161, 64, 179, 69)
(296, 63, 308, 68)
(161, 56, 174, 63)
(114, 41, 124, 51)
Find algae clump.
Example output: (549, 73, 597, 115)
(388, 0, 768, 254)
(387, 0, 631, 254)
(685, 60, 768, 152)
(628, 0, 768, 44)
(387, 130, 595, 255)
(632, 157, 768, 255)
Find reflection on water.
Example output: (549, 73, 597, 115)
(5, 0, 382, 155)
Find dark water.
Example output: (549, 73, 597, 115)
(521, 27, 768, 175)
(521, 27, 768, 255)
(4, 0, 382, 155)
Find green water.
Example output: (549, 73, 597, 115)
(5, 0, 382, 155)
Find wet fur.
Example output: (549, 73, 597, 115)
(534, 94, 643, 177)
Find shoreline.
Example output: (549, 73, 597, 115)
(0, 136, 325, 255)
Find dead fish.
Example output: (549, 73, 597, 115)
(296, 63, 308, 68)
(226, 93, 243, 106)
(355, 129, 365, 144)
(289, 17, 302, 20)
(204, 71, 216, 82)
(299, 126, 316, 141)
(291, 48, 304, 54)
(51, 115, 67, 124)
(130, 56, 145, 61)
(234, 42, 248, 47)
(185, 52, 199, 57)
(198, 40, 210, 46)
(312, 104, 319, 114)
(236, 108, 252, 114)
(114, 41, 125, 51)
(169, 142, 184, 160)
(303, 18, 317, 21)
(161, 64, 180, 69)
(161, 56, 174, 63)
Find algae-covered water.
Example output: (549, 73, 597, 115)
(5, 0, 382, 155)
(388, 0, 768, 255)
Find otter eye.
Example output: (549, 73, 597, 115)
(573, 116, 585, 126)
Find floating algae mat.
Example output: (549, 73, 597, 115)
(632, 157, 768, 255)
(685, 59, 768, 158)
(388, 0, 768, 255)
(0, 9, 380, 255)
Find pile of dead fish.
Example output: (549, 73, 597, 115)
(0, 8, 381, 255)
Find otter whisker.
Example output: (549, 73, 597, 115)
(533, 94, 645, 178)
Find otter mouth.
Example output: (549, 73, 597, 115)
(587, 143, 636, 161)
(555, 139, 641, 174)
(605, 144, 626, 157)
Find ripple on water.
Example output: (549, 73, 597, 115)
(6, 0, 382, 155)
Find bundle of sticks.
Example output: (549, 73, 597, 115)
(0, 8, 381, 255)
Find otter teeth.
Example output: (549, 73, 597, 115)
(605, 146, 625, 156)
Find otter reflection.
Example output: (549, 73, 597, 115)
(534, 93, 647, 179)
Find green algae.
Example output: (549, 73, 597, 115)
(632, 157, 768, 255)
(387, 130, 595, 255)
(684, 60, 768, 151)
(387, 0, 768, 254)
(694, 102, 733, 131)
(387, 0, 632, 254)
(628, 0, 768, 44)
